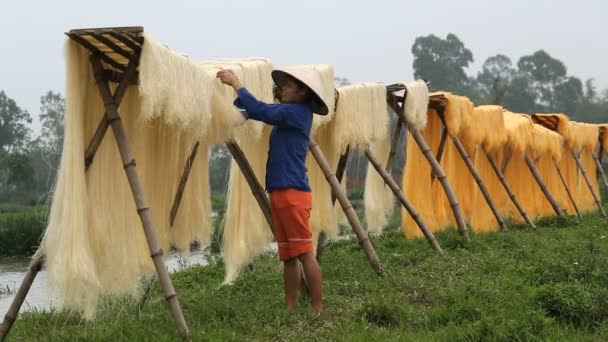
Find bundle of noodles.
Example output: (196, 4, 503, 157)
(396, 80, 429, 130)
(501, 112, 542, 221)
(402, 106, 451, 238)
(532, 114, 579, 216)
(307, 82, 389, 239)
(460, 105, 509, 233)
(42, 36, 217, 318)
(332, 83, 388, 154)
(436, 94, 473, 224)
(323, 82, 392, 234)
(420, 93, 478, 232)
(138, 34, 213, 136)
(212, 59, 276, 284)
(532, 115, 601, 214)
(530, 124, 566, 217)
(569, 122, 600, 213)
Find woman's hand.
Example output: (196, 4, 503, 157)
(216, 69, 243, 91)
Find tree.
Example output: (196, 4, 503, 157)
(0, 91, 34, 200)
(412, 33, 475, 97)
(0, 91, 32, 154)
(33, 91, 65, 189)
(209, 144, 231, 194)
(517, 50, 568, 111)
(553, 76, 583, 117)
(38, 91, 65, 158)
(334, 76, 351, 87)
(476, 54, 515, 104)
(503, 75, 536, 114)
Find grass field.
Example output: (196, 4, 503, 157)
(6, 207, 608, 341)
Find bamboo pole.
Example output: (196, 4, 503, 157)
(570, 150, 607, 217)
(599, 137, 605, 165)
(407, 127, 469, 240)
(365, 147, 443, 253)
(436, 112, 507, 231)
(0, 256, 44, 341)
(554, 161, 583, 219)
(317, 146, 350, 262)
(386, 120, 402, 173)
(524, 153, 564, 217)
(0, 51, 141, 340)
(331, 146, 351, 205)
(225, 140, 274, 234)
(500, 147, 513, 174)
(91, 55, 189, 338)
(309, 138, 383, 275)
(430, 127, 449, 183)
(169, 141, 200, 227)
(484, 148, 537, 229)
(593, 153, 608, 195)
(387, 95, 468, 239)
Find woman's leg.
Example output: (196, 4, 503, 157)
(299, 252, 322, 313)
(283, 257, 301, 308)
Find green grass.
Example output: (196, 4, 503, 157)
(6, 210, 608, 341)
(0, 206, 47, 258)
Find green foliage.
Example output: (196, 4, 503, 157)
(412, 33, 476, 97)
(536, 283, 608, 329)
(411, 35, 608, 122)
(0, 206, 47, 257)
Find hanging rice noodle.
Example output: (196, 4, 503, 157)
(218, 60, 275, 284)
(459, 105, 508, 233)
(42, 37, 219, 318)
(398, 80, 429, 130)
(138, 34, 213, 135)
(568, 122, 600, 213)
(533, 114, 601, 214)
(402, 107, 451, 238)
(332, 83, 388, 154)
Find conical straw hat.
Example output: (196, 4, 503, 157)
(271, 67, 329, 115)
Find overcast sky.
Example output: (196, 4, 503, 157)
(2, 0, 607, 132)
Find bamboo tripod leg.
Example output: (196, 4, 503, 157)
(309, 138, 383, 275)
(593, 154, 608, 197)
(1, 51, 142, 339)
(170, 142, 201, 227)
(571, 150, 607, 217)
(317, 146, 350, 262)
(139, 141, 201, 310)
(0, 257, 44, 341)
(407, 127, 470, 240)
(449, 136, 507, 231)
(91, 55, 189, 337)
(365, 147, 443, 253)
(225, 140, 274, 234)
(554, 161, 583, 219)
(430, 128, 448, 183)
(484, 149, 537, 229)
(524, 153, 564, 217)
(386, 121, 402, 173)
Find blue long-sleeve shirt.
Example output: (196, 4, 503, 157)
(234, 87, 312, 193)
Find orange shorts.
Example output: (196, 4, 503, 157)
(269, 188, 313, 261)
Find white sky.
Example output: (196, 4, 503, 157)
(2, 0, 607, 132)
